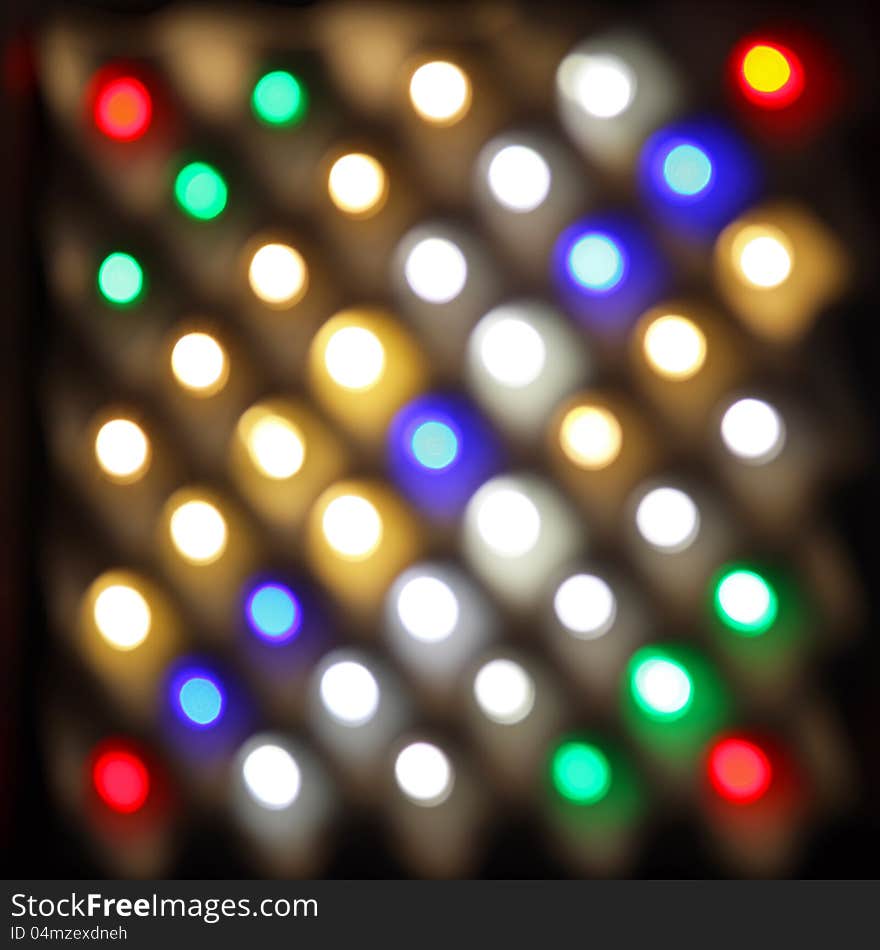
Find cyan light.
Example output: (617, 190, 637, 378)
(246, 583, 301, 643)
(662, 143, 713, 196)
(567, 233, 625, 292)
(177, 675, 224, 726)
(410, 420, 459, 470)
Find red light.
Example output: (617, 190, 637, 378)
(94, 76, 152, 141)
(93, 749, 151, 813)
(708, 737, 772, 804)
(737, 41, 805, 109)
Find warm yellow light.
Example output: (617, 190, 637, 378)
(94, 418, 151, 483)
(93, 583, 151, 651)
(324, 325, 386, 391)
(321, 493, 383, 560)
(742, 45, 791, 94)
(169, 499, 228, 564)
(248, 242, 308, 306)
(643, 314, 707, 380)
(732, 226, 793, 289)
(245, 413, 306, 480)
(408, 60, 471, 126)
(170, 331, 228, 396)
(327, 153, 388, 218)
(559, 405, 622, 470)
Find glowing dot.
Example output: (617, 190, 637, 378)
(635, 486, 700, 553)
(567, 233, 625, 291)
(248, 242, 308, 306)
(478, 317, 546, 388)
(173, 161, 227, 220)
(643, 314, 707, 380)
(98, 252, 144, 305)
(328, 153, 387, 217)
(246, 415, 306, 480)
(709, 737, 773, 804)
(94, 418, 150, 483)
(396, 575, 460, 643)
(558, 53, 636, 119)
(630, 652, 693, 720)
(169, 499, 227, 565)
(246, 583, 301, 644)
(94, 76, 152, 141)
(720, 398, 786, 464)
(93, 749, 150, 814)
(404, 237, 468, 304)
(714, 568, 778, 636)
(322, 494, 383, 560)
(319, 660, 380, 726)
(475, 487, 541, 558)
(741, 44, 793, 95)
(733, 227, 793, 288)
(554, 573, 617, 639)
(323, 326, 385, 390)
(408, 61, 471, 126)
(473, 658, 535, 725)
(487, 145, 552, 212)
(662, 143, 713, 197)
(176, 675, 224, 727)
(559, 405, 622, 470)
(394, 742, 454, 806)
(170, 332, 228, 396)
(94, 584, 151, 650)
(251, 70, 307, 126)
(551, 741, 611, 804)
(242, 744, 300, 809)
(410, 420, 459, 470)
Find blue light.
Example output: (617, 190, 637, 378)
(175, 674, 224, 727)
(410, 420, 459, 470)
(662, 143, 713, 196)
(567, 233, 625, 292)
(246, 583, 301, 644)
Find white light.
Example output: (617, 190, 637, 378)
(394, 742, 454, 806)
(475, 487, 541, 557)
(93, 584, 151, 650)
(477, 316, 546, 387)
(717, 573, 773, 628)
(635, 487, 700, 553)
(94, 418, 150, 482)
(324, 326, 385, 390)
(409, 61, 471, 125)
(248, 242, 308, 306)
(242, 743, 301, 810)
(553, 573, 617, 639)
(720, 398, 785, 464)
(169, 499, 228, 564)
(327, 153, 387, 217)
(170, 332, 228, 395)
(486, 145, 552, 212)
(319, 661, 380, 726)
(643, 315, 706, 380)
(246, 415, 306, 479)
(473, 659, 535, 725)
(404, 237, 468, 304)
(559, 52, 636, 118)
(322, 494, 383, 559)
(396, 575, 460, 643)
(635, 658, 692, 715)
(737, 233, 792, 288)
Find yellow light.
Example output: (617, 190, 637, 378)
(559, 405, 622, 470)
(732, 226, 793, 288)
(248, 242, 308, 306)
(93, 583, 151, 651)
(94, 418, 151, 483)
(408, 60, 471, 126)
(244, 413, 306, 480)
(742, 45, 791, 94)
(642, 314, 707, 380)
(170, 331, 229, 396)
(327, 153, 388, 218)
(169, 498, 228, 564)
(324, 325, 386, 391)
(321, 493, 383, 560)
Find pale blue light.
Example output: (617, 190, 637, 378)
(662, 143, 713, 196)
(178, 676, 223, 726)
(411, 420, 459, 470)
(567, 233, 625, 291)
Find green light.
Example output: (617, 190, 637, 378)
(251, 70, 308, 127)
(551, 741, 611, 804)
(713, 567, 778, 636)
(97, 252, 144, 305)
(174, 162, 228, 220)
(628, 648, 694, 722)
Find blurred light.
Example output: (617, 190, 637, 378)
(554, 573, 617, 639)
(174, 161, 228, 221)
(720, 398, 786, 463)
(404, 237, 467, 304)
(643, 314, 706, 380)
(738, 43, 804, 108)
(94, 584, 151, 650)
(169, 499, 227, 565)
(170, 332, 228, 396)
(251, 70, 308, 126)
(714, 568, 778, 635)
(559, 405, 622, 469)
(94, 76, 152, 141)
(245, 414, 306, 480)
(324, 326, 385, 390)
(94, 418, 150, 483)
(98, 252, 144, 305)
(732, 227, 792, 288)
(319, 660, 380, 726)
(248, 242, 308, 306)
(410, 420, 458, 470)
(245, 582, 301, 644)
(662, 142, 712, 196)
(242, 743, 300, 809)
(708, 737, 773, 804)
(328, 153, 388, 218)
(92, 748, 150, 814)
(557, 53, 636, 118)
(567, 232, 625, 291)
(629, 651, 694, 720)
(173, 671, 225, 728)
(475, 486, 541, 557)
(478, 316, 545, 387)
(396, 575, 460, 643)
(635, 486, 700, 553)
(473, 658, 535, 725)
(551, 740, 611, 804)
(486, 145, 552, 212)
(408, 61, 471, 126)
(394, 742, 454, 806)
(321, 494, 383, 560)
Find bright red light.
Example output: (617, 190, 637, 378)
(735, 40, 805, 110)
(708, 737, 773, 804)
(93, 749, 151, 813)
(94, 76, 152, 141)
